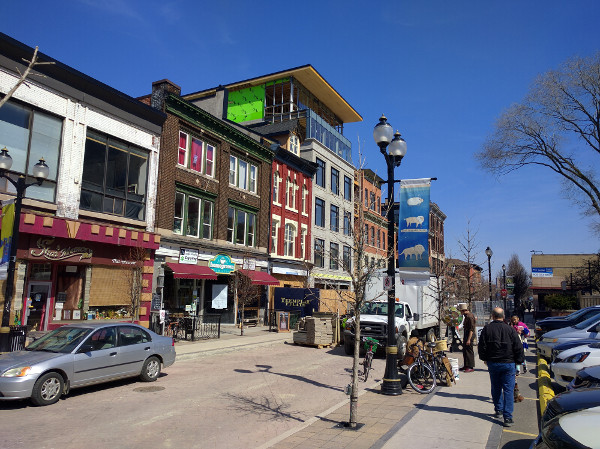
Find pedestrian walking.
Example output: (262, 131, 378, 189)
(510, 315, 530, 374)
(478, 307, 525, 427)
(458, 303, 476, 372)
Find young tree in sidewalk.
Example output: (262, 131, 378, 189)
(457, 219, 484, 306)
(122, 246, 147, 322)
(229, 269, 262, 336)
(506, 254, 531, 316)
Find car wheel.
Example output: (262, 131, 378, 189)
(31, 372, 64, 406)
(140, 356, 161, 382)
(397, 335, 408, 360)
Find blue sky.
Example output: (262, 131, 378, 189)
(3, 0, 600, 279)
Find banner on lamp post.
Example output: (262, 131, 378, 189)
(397, 179, 431, 272)
(0, 200, 16, 281)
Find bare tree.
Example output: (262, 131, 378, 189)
(122, 246, 147, 322)
(0, 46, 55, 109)
(476, 53, 600, 232)
(230, 269, 262, 336)
(568, 252, 600, 295)
(506, 254, 531, 315)
(456, 220, 483, 306)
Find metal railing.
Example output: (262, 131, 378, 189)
(9, 325, 28, 351)
(164, 314, 222, 341)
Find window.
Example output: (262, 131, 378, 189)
(370, 192, 376, 211)
(229, 155, 257, 193)
(371, 227, 375, 246)
(88, 327, 116, 351)
(315, 197, 325, 227)
(377, 229, 381, 248)
(315, 158, 325, 187)
(227, 206, 256, 247)
(364, 189, 368, 207)
(285, 177, 292, 207)
(273, 171, 281, 203)
(376, 196, 380, 213)
(343, 246, 351, 271)
(118, 326, 151, 346)
(314, 238, 325, 268)
(330, 205, 339, 232)
(81, 131, 148, 220)
(300, 228, 307, 259)
(284, 223, 296, 257)
(289, 134, 300, 155)
(344, 176, 352, 201)
(330, 243, 339, 270)
(177, 131, 215, 177)
(286, 180, 297, 209)
(271, 219, 279, 254)
(331, 167, 339, 195)
(343, 211, 352, 236)
(382, 232, 386, 250)
(302, 186, 308, 214)
(173, 191, 214, 239)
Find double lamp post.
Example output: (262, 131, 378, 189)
(373, 115, 407, 396)
(0, 147, 50, 352)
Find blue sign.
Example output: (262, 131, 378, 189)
(209, 254, 235, 274)
(273, 288, 319, 317)
(532, 267, 553, 278)
(398, 179, 431, 269)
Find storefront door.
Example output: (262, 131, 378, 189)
(25, 282, 52, 331)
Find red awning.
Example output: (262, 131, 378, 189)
(166, 262, 218, 280)
(238, 269, 280, 286)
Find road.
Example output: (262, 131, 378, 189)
(0, 340, 377, 449)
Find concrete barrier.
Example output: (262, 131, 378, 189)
(537, 354, 555, 415)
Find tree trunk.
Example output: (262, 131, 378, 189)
(349, 315, 361, 427)
(240, 304, 245, 336)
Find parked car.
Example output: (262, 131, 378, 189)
(537, 314, 600, 359)
(535, 305, 600, 339)
(551, 342, 600, 388)
(568, 365, 600, 390)
(0, 322, 176, 406)
(551, 338, 599, 362)
(531, 387, 600, 449)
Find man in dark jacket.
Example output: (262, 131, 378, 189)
(478, 307, 524, 427)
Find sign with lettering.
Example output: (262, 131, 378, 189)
(179, 247, 199, 265)
(273, 287, 319, 317)
(209, 254, 235, 274)
(30, 238, 93, 262)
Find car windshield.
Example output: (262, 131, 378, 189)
(26, 327, 92, 353)
(360, 302, 404, 317)
(573, 314, 600, 330)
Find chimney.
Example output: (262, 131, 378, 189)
(151, 79, 182, 111)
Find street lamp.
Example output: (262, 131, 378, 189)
(374, 114, 407, 396)
(485, 246, 493, 306)
(0, 147, 50, 352)
(502, 263, 507, 314)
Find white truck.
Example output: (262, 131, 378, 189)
(343, 270, 441, 359)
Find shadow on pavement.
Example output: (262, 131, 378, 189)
(435, 390, 493, 403)
(233, 364, 345, 392)
(415, 403, 498, 423)
(222, 392, 307, 422)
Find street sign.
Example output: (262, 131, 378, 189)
(501, 289, 507, 298)
(383, 275, 392, 291)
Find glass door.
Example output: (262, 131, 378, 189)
(25, 282, 52, 331)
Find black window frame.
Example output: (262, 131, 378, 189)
(315, 158, 325, 188)
(330, 204, 339, 232)
(315, 197, 325, 227)
(331, 167, 339, 195)
(344, 175, 352, 201)
(330, 242, 339, 270)
(314, 238, 325, 268)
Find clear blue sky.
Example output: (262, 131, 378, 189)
(4, 0, 600, 279)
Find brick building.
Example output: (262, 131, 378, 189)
(0, 33, 164, 331)
(356, 169, 388, 269)
(144, 80, 277, 324)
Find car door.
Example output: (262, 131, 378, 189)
(116, 326, 153, 376)
(71, 326, 121, 386)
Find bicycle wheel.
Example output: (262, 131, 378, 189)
(407, 361, 436, 394)
(362, 351, 373, 382)
(434, 355, 447, 385)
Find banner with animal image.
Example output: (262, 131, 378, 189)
(0, 200, 16, 281)
(398, 179, 431, 270)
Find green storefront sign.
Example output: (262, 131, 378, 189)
(209, 254, 235, 274)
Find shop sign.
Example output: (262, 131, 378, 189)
(532, 267, 553, 278)
(209, 254, 235, 274)
(30, 238, 93, 262)
(179, 247, 199, 265)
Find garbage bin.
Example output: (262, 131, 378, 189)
(9, 325, 28, 352)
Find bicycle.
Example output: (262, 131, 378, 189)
(361, 337, 379, 382)
(406, 341, 436, 393)
(164, 318, 185, 341)
(424, 341, 454, 387)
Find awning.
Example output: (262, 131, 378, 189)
(166, 262, 218, 280)
(238, 269, 280, 286)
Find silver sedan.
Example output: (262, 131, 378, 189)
(0, 322, 176, 406)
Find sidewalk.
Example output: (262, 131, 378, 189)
(174, 325, 540, 449)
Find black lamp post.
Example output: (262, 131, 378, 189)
(502, 263, 507, 314)
(373, 114, 407, 396)
(485, 246, 493, 306)
(0, 147, 50, 352)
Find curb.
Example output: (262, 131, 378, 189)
(537, 354, 555, 415)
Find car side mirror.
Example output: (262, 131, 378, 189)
(78, 344, 94, 353)
(412, 313, 420, 322)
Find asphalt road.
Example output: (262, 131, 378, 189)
(0, 341, 372, 449)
